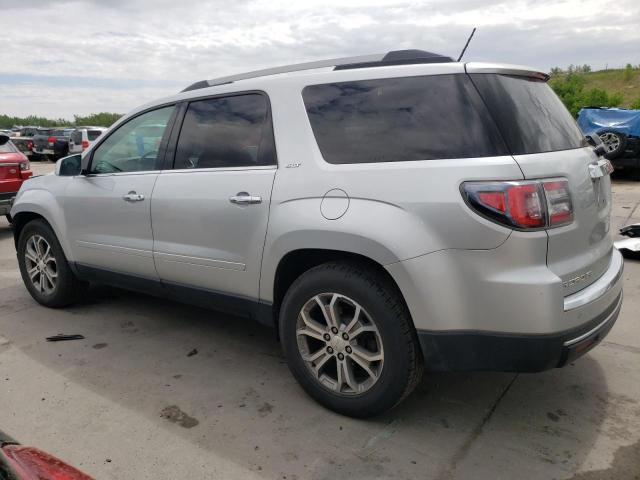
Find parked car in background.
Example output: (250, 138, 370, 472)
(32, 128, 79, 161)
(0, 134, 32, 222)
(72, 127, 107, 152)
(578, 107, 640, 174)
(9, 127, 41, 159)
(9, 50, 623, 417)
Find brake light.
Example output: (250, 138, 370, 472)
(47, 137, 56, 146)
(0, 445, 94, 480)
(81, 140, 89, 150)
(462, 179, 573, 230)
(27, 141, 33, 151)
(19, 161, 30, 171)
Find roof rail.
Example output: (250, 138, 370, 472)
(181, 49, 453, 92)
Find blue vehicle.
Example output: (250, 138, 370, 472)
(577, 108, 640, 172)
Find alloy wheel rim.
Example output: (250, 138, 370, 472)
(24, 234, 57, 295)
(296, 293, 384, 396)
(599, 132, 620, 153)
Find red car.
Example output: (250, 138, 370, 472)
(0, 134, 32, 222)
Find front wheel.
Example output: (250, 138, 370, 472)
(17, 219, 86, 307)
(279, 262, 423, 417)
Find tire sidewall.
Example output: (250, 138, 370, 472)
(280, 264, 414, 417)
(17, 220, 74, 307)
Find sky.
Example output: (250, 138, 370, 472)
(1, 0, 638, 119)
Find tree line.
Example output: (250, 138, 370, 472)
(0, 112, 123, 129)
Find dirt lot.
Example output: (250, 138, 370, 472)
(1, 162, 639, 480)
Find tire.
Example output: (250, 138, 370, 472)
(598, 130, 627, 160)
(17, 219, 86, 307)
(279, 261, 423, 417)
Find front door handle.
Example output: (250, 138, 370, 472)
(122, 191, 145, 202)
(229, 192, 262, 205)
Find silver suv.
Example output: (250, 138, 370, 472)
(10, 50, 624, 417)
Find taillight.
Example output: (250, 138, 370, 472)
(19, 161, 30, 171)
(543, 180, 573, 226)
(47, 137, 56, 146)
(462, 178, 573, 230)
(81, 140, 89, 150)
(27, 141, 33, 151)
(0, 445, 94, 480)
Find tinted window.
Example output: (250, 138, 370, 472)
(302, 75, 507, 164)
(90, 106, 174, 174)
(471, 74, 586, 155)
(88, 130, 103, 141)
(174, 93, 274, 169)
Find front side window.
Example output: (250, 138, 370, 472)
(90, 106, 174, 174)
(173, 93, 274, 169)
(302, 74, 508, 164)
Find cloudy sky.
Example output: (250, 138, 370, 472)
(1, 0, 638, 119)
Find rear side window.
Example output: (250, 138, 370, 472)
(302, 74, 508, 164)
(88, 130, 103, 141)
(470, 74, 586, 155)
(174, 93, 275, 169)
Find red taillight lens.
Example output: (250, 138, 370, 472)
(47, 137, 56, 146)
(543, 180, 573, 226)
(27, 141, 33, 151)
(81, 140, 89, 150)
(1, 445, 94, 480)
(463, 178, 572, 230)
(506, 183, 545, 228)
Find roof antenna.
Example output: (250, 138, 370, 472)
(457, 27, 477, 62)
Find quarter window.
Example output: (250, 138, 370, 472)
(173, 93, 274, 169)
(302, 75, 508, 164)
(90, 106, 174, 174)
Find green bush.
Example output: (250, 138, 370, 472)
(550, 73, 623, 117)
(631, 98, 640, 110)
(0, 112, 123, 129)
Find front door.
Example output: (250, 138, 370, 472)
(151, 93, 277, 301)
(63, 105, 175, 279)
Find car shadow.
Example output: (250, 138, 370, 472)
(3, 285, 613, 480)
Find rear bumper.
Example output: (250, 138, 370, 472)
(386, 236, 625, 372)
(416, 291, 622, 372)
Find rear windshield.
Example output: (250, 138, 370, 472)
(302, 74, 508, 164)
(88, 130, 103, 141)
(470, 74, 586, 155)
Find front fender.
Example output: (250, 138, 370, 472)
(10, 189, 73, 261)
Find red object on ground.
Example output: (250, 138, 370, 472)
(0, 445, 94, 480)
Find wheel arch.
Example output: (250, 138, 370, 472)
(269, 248, 414, 334)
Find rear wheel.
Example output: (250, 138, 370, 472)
(599, 130, 627, 159)
(17, 219, 86, 307)
(279, 262, 423, 417)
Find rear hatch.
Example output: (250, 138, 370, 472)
(469, 68, 612, 296)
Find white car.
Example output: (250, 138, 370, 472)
(69, 127, 107, 154)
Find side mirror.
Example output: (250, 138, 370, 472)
(0, 134, 9, 146)
(55, 154, 82, 176)
(585, 133, 607, 157)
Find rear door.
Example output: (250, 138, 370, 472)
(151, 93, 277, 301)
(471, 72, 612, 295)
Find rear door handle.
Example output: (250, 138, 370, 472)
(122, 191, 145, 202)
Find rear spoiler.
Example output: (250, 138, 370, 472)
(465, 62, 550, 81)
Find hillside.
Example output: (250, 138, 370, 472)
(550, 65, 640, 116)
(580, 68, 640, 107)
